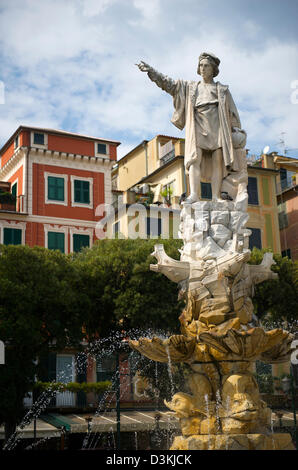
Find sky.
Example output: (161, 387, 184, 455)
(0, 0, 297, 159)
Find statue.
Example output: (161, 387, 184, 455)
(137, 53, 247, 203)
(131, 54, 295, 450)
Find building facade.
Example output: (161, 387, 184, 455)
(0, 126, 120, 253)
(261, 153, 298, 261)
(112, 135, 281, 253)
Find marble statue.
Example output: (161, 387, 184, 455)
(137, 52, 248, 204)
(131, 54, 295, 450)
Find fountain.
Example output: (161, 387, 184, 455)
(130, 53, 295, 450)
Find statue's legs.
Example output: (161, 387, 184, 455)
(185, 149, 202, 203)
(211, 148, 223, 201)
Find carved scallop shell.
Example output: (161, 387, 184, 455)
(198, 327, 292, 362)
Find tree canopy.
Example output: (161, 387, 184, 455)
(249, 247, 298, 331)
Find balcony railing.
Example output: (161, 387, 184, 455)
(160, 149, 175, 166)
(276, 178, 297, 194)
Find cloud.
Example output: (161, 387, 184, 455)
(0, 0, 297, 159)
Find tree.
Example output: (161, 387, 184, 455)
(0, 245, 86, 443)
(249, 248, 298, 331)
(72, 238, 184, 336)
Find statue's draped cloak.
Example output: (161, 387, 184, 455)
(171, 80, 241, 180)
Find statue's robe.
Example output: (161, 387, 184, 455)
(147, 69, 241, 181)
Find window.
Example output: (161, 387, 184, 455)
(247, 177, 259, 205)
(113, 221, 120, 235)
(201, 182, 212, 200)
(3, 227, 22, 245)
(96, 354, 116, 382)
(74, 180, 90, 204)
(278, 202, 288, 230)
(48, 232, 65, 253)
(282, 249, 291, 259)
(73, 234, 90, 252)
(146, 217, 162, 237)
(11, 182, 17, 199)
(14, 135, 19, 149)
(33, 132, 45, 145)
(162, 182, 174, 203)
(248, 227, 262, 250)
(97, 143, 107, 155)
(48, 176, 65, 202)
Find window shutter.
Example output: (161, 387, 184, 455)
(3, 228, 22, 245)
(48, 232, 65, 253)
(248, 227, 262, 250)
(48, 176, 64, 201)
(248, 177, 259, 205)
(73, 234, 90, 252)
(201, 182, 212, 200)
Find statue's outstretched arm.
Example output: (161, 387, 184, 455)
(136, 61, 176, 96)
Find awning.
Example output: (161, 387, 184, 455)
(40, 411, 179, 434)
(0, 418, 61, 439)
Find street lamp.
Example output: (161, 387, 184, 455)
(115, 337, 130, 451)
(281, 365, 297, 449)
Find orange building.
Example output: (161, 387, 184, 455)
(0, 126, 120, 252)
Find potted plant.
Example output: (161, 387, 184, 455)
(161, 187, 173, 206)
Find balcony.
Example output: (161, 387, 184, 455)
(0, 194, 26, 212)
(276, 177, 297, 195)
(159, 140, 176, 167)
(160, 149, 175, 166)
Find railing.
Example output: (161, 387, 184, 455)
(112, 178, 118, 191)
(160, 149, 175, 166)
(276, 178, 297, 194)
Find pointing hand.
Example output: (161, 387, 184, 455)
(136, 61, 151, 72)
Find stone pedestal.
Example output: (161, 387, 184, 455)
(171, 433, 295, 450)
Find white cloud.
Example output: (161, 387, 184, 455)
(0, 0, 297, 158)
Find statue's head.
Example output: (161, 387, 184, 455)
(197, 52, 220, 78)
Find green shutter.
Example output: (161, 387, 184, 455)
(48, 232, 65, 253)
(265, 214, 274, 250)
(11, 182, 17, 198)
(3, 228, 22, 245)
(248, 177, 259, 205)
(73, 234, 90, 252)
(262, 178, 270, 205)
(74, 180, 90, 204)
(48, 176, 64, 201)
(201, 182, 212, 200)
(97, 143, 107, 154)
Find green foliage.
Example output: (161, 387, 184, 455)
(0, 245, 87, 433)
(0, 192, 16, 204)
(254, 373, 274, 394)
(249, 248, 298, 330)
(33, 381, 111, 394)
(72, 238, 184, 334)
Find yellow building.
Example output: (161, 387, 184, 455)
(111, 135, 280, 253)
(260, 153, 298, 260)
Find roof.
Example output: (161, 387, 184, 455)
(117, 140, 149, 164)
(248, 165, 279, 174)
(0, 125, 121, 154)
(133, 155, 184, 187)
(117, 134, 184, 164)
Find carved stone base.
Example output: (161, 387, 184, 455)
(171, 433, 295, 450)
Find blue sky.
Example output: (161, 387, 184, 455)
(0, 0, 297, 158)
